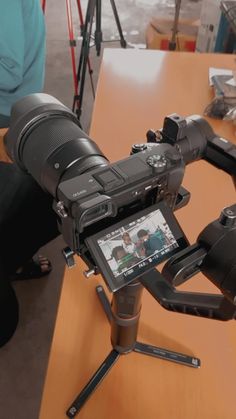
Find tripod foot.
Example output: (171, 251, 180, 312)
(120, 39, 127, 48)
(66, 349, 120, 418)
(134, 341, 200, 368)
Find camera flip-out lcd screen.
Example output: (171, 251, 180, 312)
(86, 201, 189, 292)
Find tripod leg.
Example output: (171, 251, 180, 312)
(76, 0, 95, 97)
(66, 349, 120, 418)
(66, 0, 80, 111)
(94, 0, 103, 56)
(96, 285, 113, 323)
(109, 0, 127, 48)
(73, 0, 96, 118)
(134, 341, 200, 368)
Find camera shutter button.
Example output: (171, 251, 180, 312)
(165, 149, 181, 163)
(146, 154, 167, 172)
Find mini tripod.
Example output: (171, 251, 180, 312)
(73, 0, 127, 121)
(66, 272, 200, 418)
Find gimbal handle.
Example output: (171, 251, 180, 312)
(141, 200, 236, 321)
(140, 267, 236, 321)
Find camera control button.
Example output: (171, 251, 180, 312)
(219, 206, 236, 227)
(146, 155, 167, 172)
(131, 144, 147, 154)
(165, 149, 181, 163)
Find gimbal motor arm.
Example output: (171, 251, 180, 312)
(204, 132, 236, 175)
(154, 113, 236, 174)
(143, 115, 236, 321)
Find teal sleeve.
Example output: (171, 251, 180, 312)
(0, 1, 24, 90)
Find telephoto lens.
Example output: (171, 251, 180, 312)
(5, 93, 109, 197)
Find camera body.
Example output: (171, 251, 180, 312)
(56, 141, 185, 237)
(55, 141, 188, 291)
(6, 94, 236, 308)
(54, 111, 209, 277)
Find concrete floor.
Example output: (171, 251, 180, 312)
(44, 0, 202, 132)
(0, 1, 202, 419)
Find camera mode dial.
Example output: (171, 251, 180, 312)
(146, 154, 167, 172)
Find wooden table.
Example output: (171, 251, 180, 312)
(40, 50, 236, 419)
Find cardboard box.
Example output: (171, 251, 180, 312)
(146, 18, 198, 52)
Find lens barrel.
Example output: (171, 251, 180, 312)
(5, 94, 108, 197)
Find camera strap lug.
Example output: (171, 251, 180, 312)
(62, 247, 76, 268)
(56, 201, 68, 218)
(83, 268, 95, 278)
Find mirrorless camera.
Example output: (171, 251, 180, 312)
(4, 94, 208, 289)
(5, 93, 236, 418)
(5, 94, 236, 306)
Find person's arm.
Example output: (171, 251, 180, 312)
(0, 1, 24, 91)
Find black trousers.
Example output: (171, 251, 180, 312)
(0, 162, 60, 346)
(0, 114, 10, 129)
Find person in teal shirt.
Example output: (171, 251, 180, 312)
(0, 0, 45, 127)
(0, 1, 60, 347)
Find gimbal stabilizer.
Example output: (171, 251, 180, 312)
(4, 95, 236, 418)
(67, 116, 236, 418)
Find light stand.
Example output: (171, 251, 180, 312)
(73, 0, 127, 121)
(66, 278, 200, 418)
(42, 0, 95, 118)
(169, 0, 182, 50)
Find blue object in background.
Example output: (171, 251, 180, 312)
(214, 1, 236, 52)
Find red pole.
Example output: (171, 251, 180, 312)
(65, 0, 80, 109)
(76, 0, 84, 26)
(41, 0, 46, 13)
